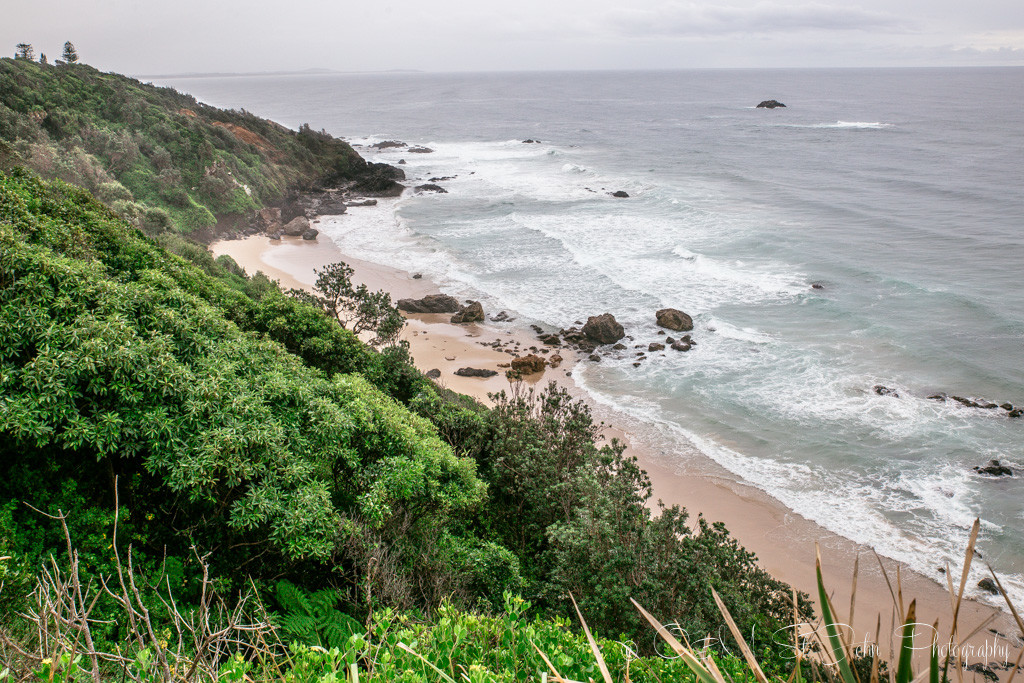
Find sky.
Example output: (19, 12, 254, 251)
(4, 0, 1024, 74)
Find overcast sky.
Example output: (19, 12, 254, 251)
(4, 0, 1024, 74)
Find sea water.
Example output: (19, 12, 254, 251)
(158, 68, 1024, 606)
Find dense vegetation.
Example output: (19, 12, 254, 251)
(0, 60, 813, 679)
(0, 57, 399, 235)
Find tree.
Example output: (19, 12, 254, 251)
(292, 261, 406, 347)
(61, 41, 78, 64)
(15, 43, 34, 61)
(39, 53, 47, 65)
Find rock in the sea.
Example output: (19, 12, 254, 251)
(611, 190, 629, 198)
(511, 354, 546, 375)
(588, 353, 601, 362)
(371, 140, 407, 149)
(301, 228, 319, 241)
(1009, 408, 1024, 418)
(873, 385, 899, 398)
(412, 273, 423, 279)
(974, 460, 1013, 477)
(649, 342, 665, 352)
(425, 368, 441, 379)
(455, 367, 498, 378)
(281, 216, 310, 237)
(582, 313, 625, 345)
(490, 311, 511, 322)
(346, 199, 378, 207)
(977, 578, 1001, 595)
(522, 139, 540, 143)
(671, 340, 693, 352)
(398, 159, 407, 164)
(656, 308, 694, 332)
(451, 301, 485, 323)
(397, 294, 461, 313)
(811, 282, 825, 290)
(408, 146, 434, 153)
(756, 100, 787, 109)
(414, 184, 448, 194)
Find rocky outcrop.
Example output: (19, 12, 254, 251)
(371, 140, 407, 149)
(756, 100, 786, 109)
(656, 308, 693, 332)
(671, 336, 694, 352)
(977, 578, 1001, 595)
(282, 216, 310, 237)
(408, 146, 434, 154)
(415, 184, 447, 194)
(648, 342, 665, 352)
(974, 460, 1013, 477)
(353, 163, 406, 197)
(425, 368, 441, 379)
(455, 367, 498, 378)
(346, 199, 378, 207)
(257, 207, 282, 232)
(511, 354, 546, 375)
(301, 228, 319, 240)
(396, 294, 461, 313)
(522, 139, 540, 144)
(451, 301, 485, 323)
(582, 313, 625, 345)
(611, 190, 629, 198)
(873, 385, 899, 398)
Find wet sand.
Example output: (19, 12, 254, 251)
(212, 230, 1020, 673)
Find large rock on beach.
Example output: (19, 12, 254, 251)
(582, 313, 625, 345)
(455, 367, 498, 378)
(451, 301, 485, 323)
(282, 216, 310, 237)
(301, 228, 319, 241)
(397, 294, 461, 313)
(257, 207, 282, 231)
(756, 100, 787, 109)
(656, 308, 694, 332)
(510, 354, 546, 375)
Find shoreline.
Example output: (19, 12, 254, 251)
(211, 228, 1020, 671)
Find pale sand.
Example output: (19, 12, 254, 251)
(212, 232, 1020, 670)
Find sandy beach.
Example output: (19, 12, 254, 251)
(212, 228, 1020, 673)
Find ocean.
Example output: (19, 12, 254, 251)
(156, 68, 1024, 606)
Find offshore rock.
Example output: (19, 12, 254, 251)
(582, 313, 625, 345)
(397, 294, 461, 313)
(649, 342, 665, 352)
(656, 308, 694, 332)
(371, 140, 406, 149)
(408, 145, 434, 153)
(451, 301, 485, 323)
(611, 190, 629, 198)
(756, 100, 787, 109)
(415, 183, 448, 194)
(974, 460, 1013, 477)
(873, 385, 899, 398)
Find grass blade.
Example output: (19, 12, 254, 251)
(817, 544, 859, 683)
(397, 642, 457, 683)
(630, 599, 726, 683)
(895, 600, 916, 683)
(569, 593, 614, 683)
(712, 588, 769, 683)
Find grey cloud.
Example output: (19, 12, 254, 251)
(605, 2, 915, 37)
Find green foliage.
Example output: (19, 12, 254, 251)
(274, 581, 365, 650)
(0, 56, 392, 235)
(292, 261, 406, 347)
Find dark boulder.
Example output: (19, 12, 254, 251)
(346, 199, 378, 207)
(511, 354, 546, 375)
(977, 578, 1001, 595)
(656, 308, 694, 332)
(873, 385, 899, 398)
(371, 140, 407, 149)
(415, 184, 448, 194)
(522, 139, 540, 143)
(611, 190, 629, 198)
(974, 460, 1013, 477)
(396, 294, 461, 313)
(756, 100, 787, 109)
(1009, 408, 1024, 418)
(671, 340, 693, 352)
(408, 146, 434, 153)
(282, 216, 310, 237)
(451, 301, 485, 323)
(649, 342, 665, 352)
(268, 232, 281, 241)
(425, 368, 441, 379)
(455, 367, 498, 378)
(588, 354, 601, 362)
(612, 343, 627, 350)
(538, 333, 561, 346)
(548, 354, 563, 368)
(582, 313, 625, 345)
(301, 228, 319, 241)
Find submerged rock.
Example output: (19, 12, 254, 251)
(414, 183, 447, 194)
(974, 460, 1013, 477)
(873, 385, 899, 398)
(397, 294, 461, 313)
